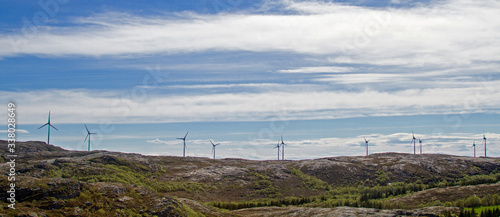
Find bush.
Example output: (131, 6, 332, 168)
(464, 196, 482, 208)
(290, 167, 330, 190)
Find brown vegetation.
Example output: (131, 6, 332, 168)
(1, 140, 499, 216)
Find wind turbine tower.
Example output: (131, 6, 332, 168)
(38, 111, 58, 145)
(483, 132, 487, 157)
(84, 125, 97, 151)
(472, 139, 476, 158)
(274, 140, 280, 160)
(177, 131, 189, 157)
(364, 137, 370, 156)
(280, 135, 287, 160)
(209, 140, 220, 160)
(411, 131, 417, 155)
(419, 138, 422, 154)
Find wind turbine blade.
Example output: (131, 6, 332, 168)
(38, 123, 48, 129)
(184, 131, 189, 139)
(85, 125, 90, 133)
(84, 134, 89, 142)
(210, 140, 215, 146)
(177, 138, 184, 140)
(50, 124, 58, 131)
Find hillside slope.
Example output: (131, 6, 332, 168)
(1, 140, 499, 216)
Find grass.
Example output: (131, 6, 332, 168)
(466, 205, 500, 213)
(289, 167, 330, 190)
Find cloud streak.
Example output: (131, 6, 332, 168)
(2, 81, 499, 124)
(139, 132, 499, 159)
(0, 129, 29, 134)
(1, 0, 499, 69)
(278, 66, 354, 73)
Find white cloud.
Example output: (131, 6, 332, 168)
(137, 132, 500, 159)
(146, 138, 180, 145)
(260, 132, 500, 159)
(1, 78, 499, 124)
(139, 83, 282, 90)
(278, 66, 353, 73)
(316, 73, 406, 84)
(1, 0, 499, 68)
(0, 129, 29, 134)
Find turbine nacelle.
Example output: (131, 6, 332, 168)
(280, 135, 287, 161)
(209, 140, 220, 147)
(178, 131, 189, 157)
(177, 131, 189, 141)
(38, 111, 58, 145)
(410, 131, 417, 155)
(84, 125, 97, 151)
(209, 140, 221, 159)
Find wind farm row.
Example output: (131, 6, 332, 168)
(37, 111, 491, 159)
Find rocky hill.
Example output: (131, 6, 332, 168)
(1, 140, 499, 216)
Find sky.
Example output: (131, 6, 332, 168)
(1, 0, 500, 160)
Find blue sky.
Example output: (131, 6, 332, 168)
(1, 0, 500, 159)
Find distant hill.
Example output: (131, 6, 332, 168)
(1, 140, 499, 216)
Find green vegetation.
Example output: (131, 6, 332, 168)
(63, 155, 498, 213)
(458, 174, 500, 186)
(44, 155, 213, 194)
(465, 205, 500, 216)
(3, 140, 500, 216)
(250, 170, 282, 197)
(0, 180, 190, 217)
(177, 204, 206, 217)
(460, 206, 500, 217)
(209, 197, 316, 210)
(477, 207, 500, 217)
(211, 171, 500, 211)
(289, 167, 330, 190)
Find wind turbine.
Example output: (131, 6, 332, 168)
(209, 140, 220, 159)
(483, 132, 487, 157)
(177, 131, 189, 157)
(280, 135, 287, 160)
(411, 131, 417, 155)
(38, 111, 58, 145)
(472, 139, 476, 158)
(364, 137, 370, 156)
(419, 138, 422, 154)
(84, 125, 97, 151)
(274, 140, 280, 160)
